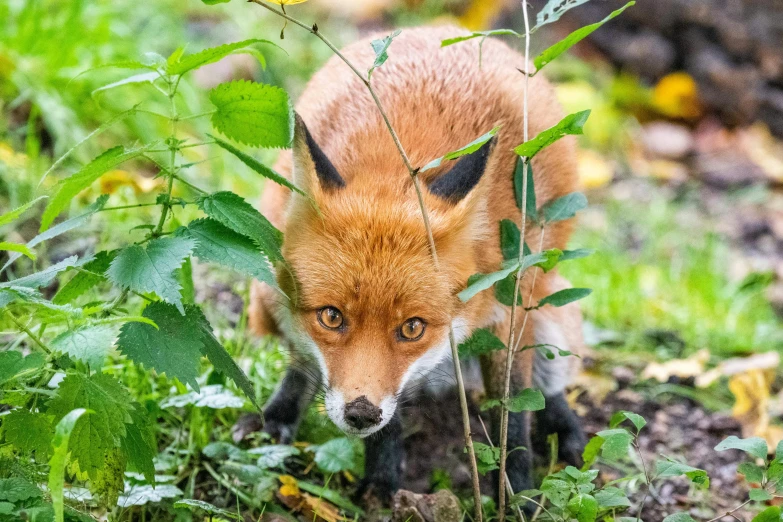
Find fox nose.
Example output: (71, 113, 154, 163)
(343, 395, 382, 430)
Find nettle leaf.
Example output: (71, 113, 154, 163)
(536, 0, 591, 27)
(715, 436, 769, 460)
(420, 127, 499, 172)
(2, 195, 108, 272)
(121, 404, 156, 482)
(174, 499, 241, 520)
(41, 146, 147, 231)
(313, 438, 355, 473)
(594, 486, 630, 508)
(48, 409, 87, 522)
(609, 411, 647, 433)
(458, 328, 505, 358)
(0, 242, 36, 260)
(209, 134, 304, 195)
(53, 250, 116, 305)
(536, 288, 592, 309)
(595, 428, 632, 460)
(161, 384, 244, 409)
(567, 493, 598, 522)
(107, 236, 195, 315)
(3, 410, 54, 460)
(209, 80, 293, 148)
(534, 2, 634, 71)
(47, 373, 133, 479)
(514, 110, 590, 159)
(117, 301, 204, 391)
(93, 71, 160, 95)
(197, 191, 283, 262)
(50, 324, 118, 370)
(514, 159, 538, 222)
(168, 39, 278, 76)
(0, 477, 41, 503)
(251, 445, 300, 469)
(655, 459, 709, 488)
(441, 29, 521, 47)
(180, 218, 277, 289)
(507, 389, 545, 412)
(662, 513, 697, 522)
(0, 352, 45, 385)
(368, 29, 401, 78)
(473, 442, 500, 475)
(0, 196, 46, 227)
(1, 256, 79, 290)
(541, 192, 588, 223)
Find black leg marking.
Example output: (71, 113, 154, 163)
(534, 392, 586, 467)
(356, 413, 404, 503)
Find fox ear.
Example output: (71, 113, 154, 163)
(292, 113, 345, 193)
(427, 136, 496, 203)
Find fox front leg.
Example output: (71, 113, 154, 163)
(356, 412, 404, 503)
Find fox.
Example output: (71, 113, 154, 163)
(244, 25, 587, 501)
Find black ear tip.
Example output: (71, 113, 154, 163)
(427, 135, 497, 203)
(294, 112, 346, 190)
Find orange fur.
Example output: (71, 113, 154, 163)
(249, 25, 581, 411)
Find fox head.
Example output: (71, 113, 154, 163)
(277, 115, 497, 436)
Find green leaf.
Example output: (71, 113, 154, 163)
(209, 134, 305, 195)
(500, 219, 525, 261)
(458, 328, 505, 358)
(117, 301, 205, 391)
(751, 507, 782, 522)
(458, 260, 520, 302)
(441, 29, 521, 47)
(594, 487, 630, 508)
(2, 410, 54, 459)
(541, 192, 588, 223)
(93, 71, 160, 95)
(662, 514, 697, 522)
(654, 459, 709, 488)
(0, 477, 41, 503)
(0, 352, 45, 385)
(609, 411, 647, 432)
(181, 218, 277, 289)
(541, 478, 571, 508)
(161, 384, 244, 409)
(1, 255, 79, 290)
(739, 461, 765, 484)
(0, 242, 35, 260)
(41, 146, 146, 231)
(252, 445, 300, 469)
(368, 29, 401, 78)
(168, 39, 277, 76)
(0, 196, 47, 227)
(107, 236, 195, 315)
(121, 404, 157, 482)
(54, 250, 116, 305)
(777, 440, 783, 462)
(506, 389, 545, 412)
(314, 438, 355, 473)
(715, 436, 769, 460)
(536, 0, 591, 27)
(567, 493, 598, 522)
(536, 287, 592, 308)
(209, 80, 293, 148)
(119, 484, 183, 507)
(190, 305, 258, 407)
(513, 110, 590, 158)
(560, 248, 593, 262)
(473, 442, 500, 475)
(202, 0, 231, 3)
(197, 191, 284, 262)
(596, 428, 632, 460)
(48, 408, 87, 522)
(534, 2, 634, 70)
(581, 435, 604, 470)
(179, 256, 195, 305)
(2, 195, 108, 272)
(50, 324, 118, 369)
(750, 489, 773, 501)
(514, 159, 537, 222)
(47, 374, 132, 480)
(174, 499, 241, 520)
(420, 127, 500, 172)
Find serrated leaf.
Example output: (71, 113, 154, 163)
(507, 389, 545, 412)
(1, 256, 78, 290)
(174, 499, 241, 519)
(0, 242, 36, 260)
(594, 487, 630, 508)
(160, 384, 244, 409)
(0, 477, 42, 503)
(209, 134, 304, 195)
(2, 410, 54, 460)
(118, 484, 183, 507)
(441, 29, 521, 47)
(93, 72, 160, 95)
(91, 447, 126, 507)
(610, 411, 647, 432)
(421, 127, 499, 172)
(48, 408, 87, 522)
(536, 0, 590, 27)
(314, 438, 355, 473)
(117, 301, 204, 391)
(168, 39, 277, 76)
(0, 352, 45, 385)
(121, 404, 156, 482)
(567, 493, 598, 522)
(596, 429, 632, 460)
(107, 237, 195, 315)
(534, 3, 634, 71)
(514, 159, 538, 222)
(197, 191, 283, 262)
(751, 507, 781, 522)
(0, 196, 47, 227)
(180, 218, 277, 289)
(209, 80, 293, 148)
(514, 111, 590, 159)
(2, 195, 108, 272)
(41, 146, 146, 231)
(458, 328, 505, 358)
(51, 324, 118, 370)
(368, 29, 401, 78)
(541, 192, 588, 223)
(541, 478, 571, 508)
(53, 250, 116, 304)
(715, 436, 769, 460)
(536, 288, 592, 308)
(47, 374, 132, 480)
(251, 445, 300, 469)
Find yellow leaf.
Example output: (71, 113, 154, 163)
(652, 72, 702, 120)
(728, 369, 782, 450)
(458, 0, 505, 31)
(578, 149, 613, 189)
(302, 493, 344, 522)
(278, 474, 300, 497)
(641, 349, 710, 383)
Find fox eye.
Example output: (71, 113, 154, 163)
(317, 307, 344, 330)
(399, 317, 426, 341)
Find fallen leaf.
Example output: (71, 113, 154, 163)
(737, 123, 783, 183)
(652, 72, 702, 120)
(278, 475, 299, 497)
(728, 368, 783, 452)
(641, 349, 710, 383)
(277, 476, 344, 522)
(573, 370, 617, 404)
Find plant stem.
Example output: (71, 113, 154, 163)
(5, 313, 52, 355)
(99, 202, 160, 212)
(705, 498, 752, 522)
(633, 441, 651, 522)
(203, 462, 261, 509)
(155, 78, 180, 236)
(498, 2, 532, 520)
(245, 2, 483, 518)
(172, 174, 208, 194)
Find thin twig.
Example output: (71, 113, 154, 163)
(705, 499, 752, 522)
(633, 441, 651, 522)
(478, 417, 527, 522)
